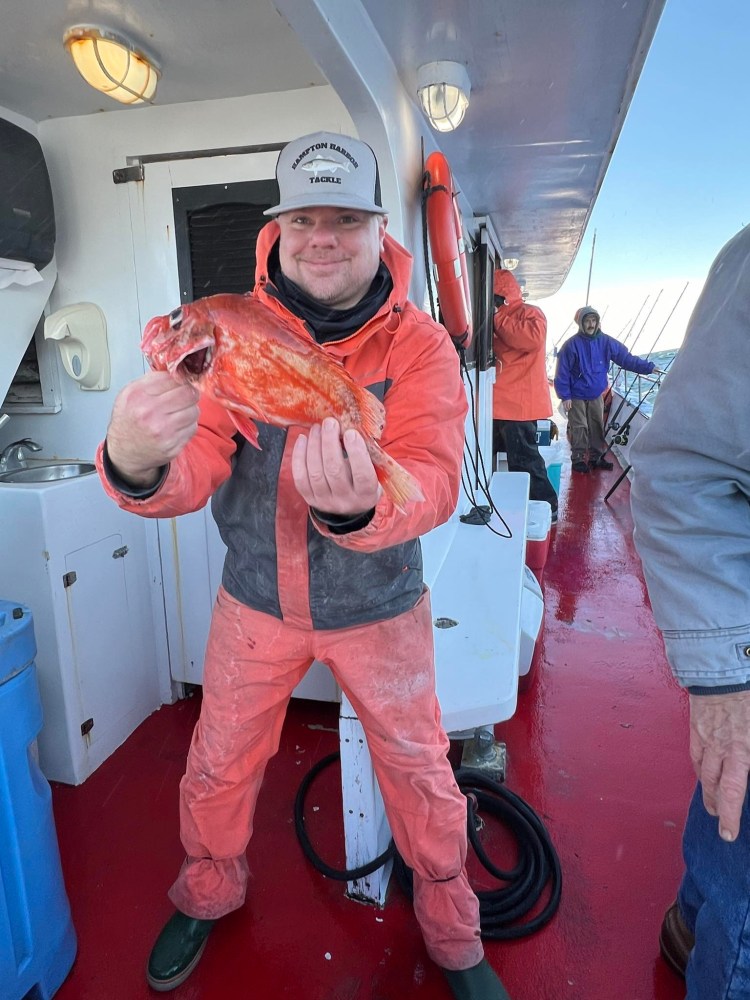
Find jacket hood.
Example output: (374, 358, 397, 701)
(494, 268, 522, 303)
(575, 306, 601, 332)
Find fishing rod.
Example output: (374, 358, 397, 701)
(600, 350, 679, 467)
(644, 280, 689, 360)
(603, 293, 650, 408)
(604, 281, 690, 434)
(603, 352, 680, 504)
(621, 293, 651, 349)
(602, 292, 653, 414)
(602, 299, 650, 409)
(605, 290, 665, 433)
(552, 321, 574, 351)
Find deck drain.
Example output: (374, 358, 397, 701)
(434, 617, 459, 629)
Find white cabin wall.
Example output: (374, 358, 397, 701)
(0, 86, 354, 460)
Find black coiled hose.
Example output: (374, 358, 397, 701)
(294, 752, 562, 939)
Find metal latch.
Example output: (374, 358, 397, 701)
(63, 571, 77, 588)
(112, 164, 145, 184)
(112, 545, 129, 559)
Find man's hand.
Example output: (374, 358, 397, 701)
(292, 417, 381, 515)
(562, 399, 572, 412)
(106, 372, 200, 488)
(689, 690, 750, 842)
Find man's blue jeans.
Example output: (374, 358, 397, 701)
(679, 783, 750, 998)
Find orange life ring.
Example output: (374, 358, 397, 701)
(423, 151, 473, 348)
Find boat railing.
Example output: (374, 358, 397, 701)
(610, 369, 660, 410)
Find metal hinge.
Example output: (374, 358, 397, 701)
(63, 571, 77, 588)
(80, 718, 94, 738)
(112, 164, 145, 184)
(112, 545, 129, 559)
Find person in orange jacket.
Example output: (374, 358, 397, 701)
(95, 132, 511, 1000)
(492, 268, 558, 522)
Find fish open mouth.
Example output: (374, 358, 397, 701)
(177, 346, 212, 377)
(166, 342, 214, 380)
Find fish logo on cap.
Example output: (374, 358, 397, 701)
(301, 156, 351, 177)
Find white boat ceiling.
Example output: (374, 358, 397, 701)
(0, 0, 665, 297)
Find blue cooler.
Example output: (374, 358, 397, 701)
(0, 600, 77, 999)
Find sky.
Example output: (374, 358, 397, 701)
(534, 0, 748, 353)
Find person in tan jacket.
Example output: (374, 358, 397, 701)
(492, 268, 557, 521)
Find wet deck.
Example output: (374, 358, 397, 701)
(51, 456, 691, 1000)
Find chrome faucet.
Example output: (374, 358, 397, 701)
(0, 438, 43, 473)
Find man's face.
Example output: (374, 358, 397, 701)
(582, 314, 598, 335)
(277, 206, 387, 310)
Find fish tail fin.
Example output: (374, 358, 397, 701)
(365, 441, 424, 513)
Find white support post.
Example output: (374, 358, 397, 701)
(338, 692, 393, 905)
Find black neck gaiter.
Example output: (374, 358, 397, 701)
(267, 242, 393, 344)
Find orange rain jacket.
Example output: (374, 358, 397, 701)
(492, 269, 552, 422)
(97, 221, 468, 631)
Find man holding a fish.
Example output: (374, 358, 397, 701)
(97, 132, 511, 999)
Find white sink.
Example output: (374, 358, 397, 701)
(0, 462, 96, 484)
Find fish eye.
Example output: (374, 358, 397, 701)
(169, 308, 183, 329)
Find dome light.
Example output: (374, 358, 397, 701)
(64, 26, 160, 105)
(417, 61, 471, 133)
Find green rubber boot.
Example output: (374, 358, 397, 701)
(146, 910, 217, 992)
(442, 958, 512, 1000)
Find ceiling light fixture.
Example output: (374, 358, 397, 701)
(502, 258, 520, 271)
(63, 25, 160, 105)
(416, 61, 471, 133)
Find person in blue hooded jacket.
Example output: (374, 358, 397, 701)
(554, 306, 658, 473)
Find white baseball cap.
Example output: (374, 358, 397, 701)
(264, 131, 386, 216)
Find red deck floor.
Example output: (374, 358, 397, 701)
(51, 462, 692, 999)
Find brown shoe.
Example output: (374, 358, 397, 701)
(659, 901, 694, 978)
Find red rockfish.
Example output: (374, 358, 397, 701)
(142, 293, 423, 511)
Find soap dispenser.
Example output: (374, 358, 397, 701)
(44, 303, 110, 391)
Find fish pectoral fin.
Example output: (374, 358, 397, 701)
(228, 413, 261, 449)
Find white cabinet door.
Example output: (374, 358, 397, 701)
(64, 534, 134, 750)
